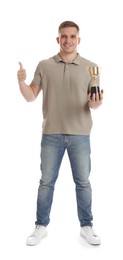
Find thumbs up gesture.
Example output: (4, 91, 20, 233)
(17, 62, 26, 82)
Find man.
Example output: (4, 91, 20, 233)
(17, 21, 103, 246)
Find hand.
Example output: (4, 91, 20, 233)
(17, 62, 26, 82)
(88, 89, 104, 109)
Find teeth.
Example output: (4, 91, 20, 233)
(65, 44, 71, 47)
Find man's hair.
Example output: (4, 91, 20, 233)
(58, 21, 80, 33)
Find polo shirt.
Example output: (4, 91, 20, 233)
(32, 53, 98, 135)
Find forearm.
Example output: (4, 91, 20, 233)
(18, 80, 35, 102)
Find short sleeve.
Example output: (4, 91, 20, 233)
(32, 62, 42, 87)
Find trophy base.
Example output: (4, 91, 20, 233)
(90, 86, 100, 98)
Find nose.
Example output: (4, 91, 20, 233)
(65, 36, 71, 43)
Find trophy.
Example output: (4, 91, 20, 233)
(87, 66, 101, 99)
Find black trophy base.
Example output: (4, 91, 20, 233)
(90, 86, 100, 98)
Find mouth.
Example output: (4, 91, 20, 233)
(64, 44, 72, 48)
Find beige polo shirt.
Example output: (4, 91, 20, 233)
(32, 53, 98, 135)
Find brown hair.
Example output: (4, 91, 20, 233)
(58, 21, 80, 33)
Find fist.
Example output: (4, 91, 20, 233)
(17, 62, 26, 81)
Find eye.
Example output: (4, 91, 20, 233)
(71, 35, 77, 39)
(61, 35, 67, 39)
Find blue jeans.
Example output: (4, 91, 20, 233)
(35, 134, 93, 227)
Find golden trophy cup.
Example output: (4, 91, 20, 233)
(87, 66, 101, 99)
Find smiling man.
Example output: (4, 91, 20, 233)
(17, 20, 103, 246)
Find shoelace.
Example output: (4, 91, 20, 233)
(35, 225, 41, 230)
(84, 227, 97, 237)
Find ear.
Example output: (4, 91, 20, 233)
(56, 37, 60, 44)
(78, 37, 81, 45)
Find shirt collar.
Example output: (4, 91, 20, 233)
(54, 53, 81, 65)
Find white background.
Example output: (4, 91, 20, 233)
(0, 0, 123, 259)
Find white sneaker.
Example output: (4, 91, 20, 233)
(80, 226, 101, 245)
(26, 225, 47, 246)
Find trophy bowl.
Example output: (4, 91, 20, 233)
(88, 67, 101, 78)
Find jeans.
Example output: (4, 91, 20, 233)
(35, 134, 93, 227)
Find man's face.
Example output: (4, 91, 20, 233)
(56, 27, 80, 54)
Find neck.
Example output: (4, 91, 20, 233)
(59, 51, 77, 62)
